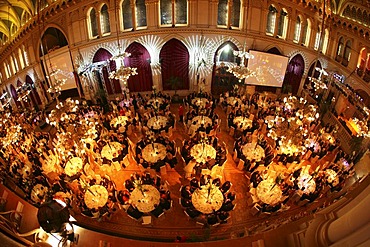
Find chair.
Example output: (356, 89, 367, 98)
(250, 204, 261, 216)
(237, 159, 245, 171)
(229, 127, 235, 137)
(127, 205, 143, 220)
(233, 149, 240, 163)
(168, 126, 173, 138)
(151, 205, 164, 218)
(196, 221, 205, 227)
(160, 165, 167, 176)
(127, 124, 133, 135)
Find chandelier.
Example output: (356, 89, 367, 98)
(227, 47, 255, 82)
(46, 68, 67, 96)
(108, 51, 138, 87)
(16, 82, 31, 102)
(308, 67, 328, 91)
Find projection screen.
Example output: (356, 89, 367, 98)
(246, 50, 289, 87)
(44, 46, 77, 91)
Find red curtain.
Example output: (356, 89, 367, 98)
(159, 39, 189, 90)
(26, 75, 42, 105)
(10, 84, 21, 108)
(108, 61, 122, 94)
(124, 42, 153, 92)
(282, 54, 305, 95)
(92, 48, 117, 95)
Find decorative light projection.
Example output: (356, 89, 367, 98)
(136, 35, 164, 75)
(183, 35, 213, 82)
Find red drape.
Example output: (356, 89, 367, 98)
(282, 54, 305, 95)
(10, 84, 21, 108)
(124, 42, 153, 92)
(159, 39, 189, 91)
(26, 75, 42, 105)
(93, 48, 117, 95)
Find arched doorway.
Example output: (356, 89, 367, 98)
(282, 54, 305, 95)
(92, 48, 122, 95)
(159, 39, 189, 91)
(16, 80, 30, 108)
(124, 42, 153, 92)
(211, 41, 240, 96)
(26, 75, 42, 106)
(303, 60, 322, 99)
(355, 89, 370, 106)
(9, 84, 21, 108)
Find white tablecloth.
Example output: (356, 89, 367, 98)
(131, 184, 160, 213)
(110, 116, 129, 128)
(64, 157, 84, 176)
(242, 143, 265, 162)
(256, 179, 283, 205)
(147, 98, 164, 106)
(325, 169, 339, 186)
(31, 184, 48, 203)
(234, 116, 252, 130)
(142, 143, 167, 163)
(190, 116, 212, 130)
(147, 116, 168, 130)
(227, 97, 242, 106)
(84, 185, 109, 209)
(192, 186, 224, 214)
(101, 142, 123, 161)
(297, 173, 316, 194)
(190, 143, 216, 164)
(192, 98, 208, 108)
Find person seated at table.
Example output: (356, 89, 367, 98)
(221, 200, 234, 212)
(207, 214, 219, 225)
(117, 190, 130, 205)
(205, 123, 212, 134)
(165, 152, 177, 168)
(226, 191, 236, 202)
(142, 173, 154, 185)
(212, 178, 221, 187)
(220, 181, 231, 194)
(218, 211, 230, 222)
(124, 179, 135, 192)
(160, 197, 171, 211)
(250, 171, 262, 188)
(181, 185, 192, 199)
(199, 175, 210, 186)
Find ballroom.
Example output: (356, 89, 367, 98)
(0, 0, 369, 247)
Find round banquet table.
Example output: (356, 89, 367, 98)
(256, 179, 283, 205)
(110, 116, 129, 128)
(147, 116, 168, 131)
(191, 98, 208, 108)
(64, 157, 84, 177)
(41, 154, 62, 174)
(325, 169, 339, 186)
(227, 97, 242, 106)
(142, 143, 167, 163)
(191, 116, 212, 130)
(242, 143, 265, 162)
(321, 132, 335, 144)
(147, 98, 164, 106)
(130, 184, 161, 213)
(101, 142, 123, 161)
(31, 184, 48, 203)
(233, 116, 252, 130)
(297, 174, 316, 194)
(84, 185, 109, 209)
(192, 186, 224, 214)
(278, 141, 300, 156)
(190, 143, 216, 164)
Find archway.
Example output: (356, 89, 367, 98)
(211, 41, 240, 95)
(282, 54, 305, 95)
(124, 42, 153, 92)
(26, 75, 42, 106)
(355, 89, 370, 106)
(303, 60, 322, 99)
(92, 48, 121, 95)
(159, 38, 190, 91)
(9, 84, 21, 108)
(16, 80, 30, 108)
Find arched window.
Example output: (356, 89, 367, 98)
(314, 26, 321, 50)
(357, 48, 367, 73)
(321, 28, 329, 54)
(277, 9, 288, 39)
(363, 11, 368, 26)
(100, 4, 111, 35)
(217, 0, 241, 28)
(343, 5, 350, 17)
(88, 8, 99, 38)
(302, 19, 311, 46)
(11, 24, 17, 36)
(336, 37, 344, 61)
(18, 48, 25, 69)
(266, 5, 277, 35)
(217, 0, 228, 26)
(293, 15, 302, 43)
(21, 11, 31, 26)
(342, 40, 352, 66)
(351, 7, 356, 19)
(22, 45, 29, 66)
(3, 63, 9, 78)
(121, 0, 133, 30)
(160, 0, 187, 26)
(136, 0, 147, 28)
(357, 9, 362, 23)
(9, 56, 16, 74)
(12, 54, 19, 72)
